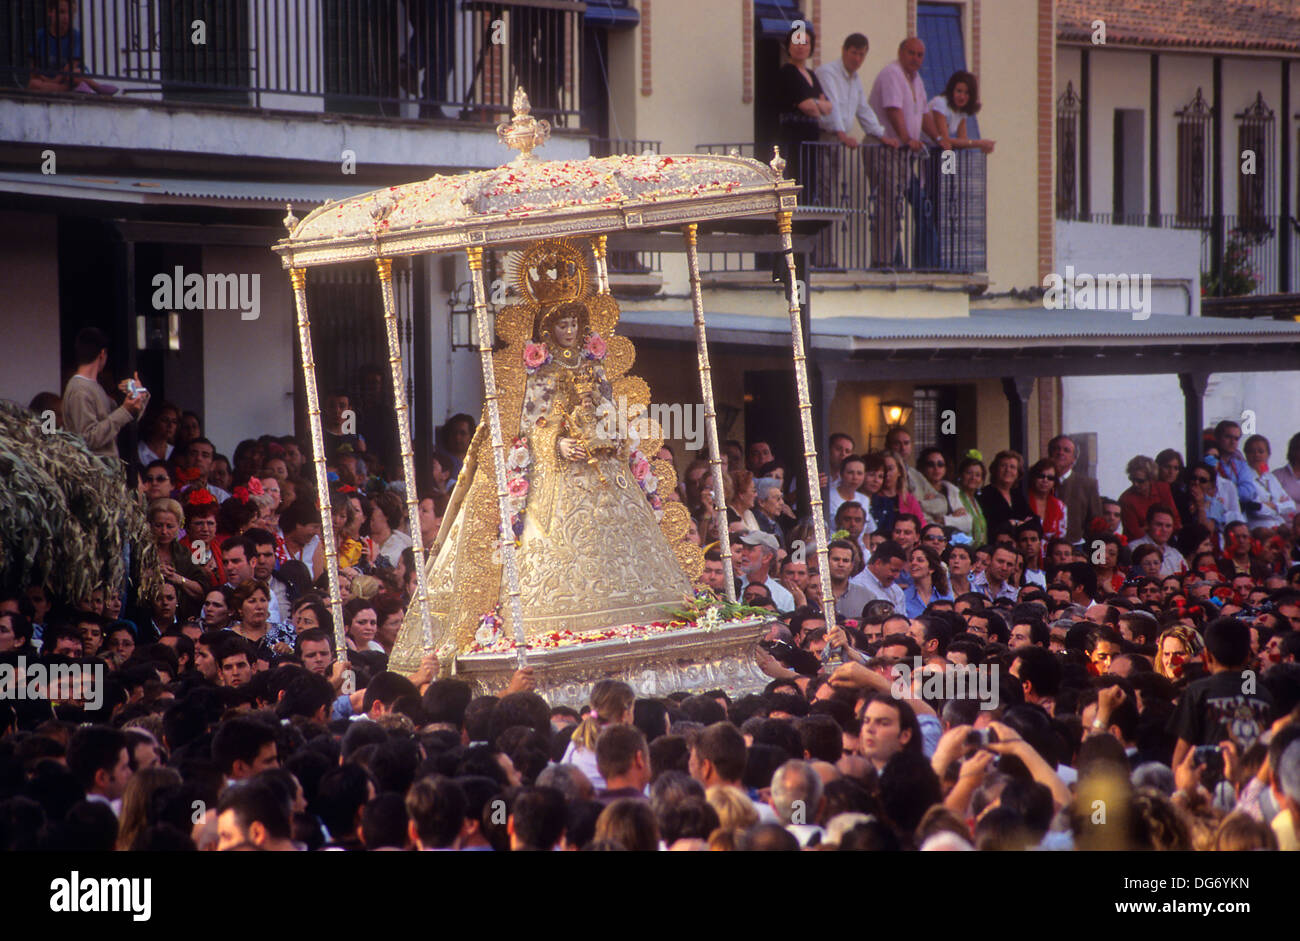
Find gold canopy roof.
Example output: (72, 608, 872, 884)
(274, 147, 797, 268)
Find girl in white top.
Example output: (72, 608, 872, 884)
(922, 70, 996, 153)
(560, 679, 636, 790)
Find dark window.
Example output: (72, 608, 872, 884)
(1056, 81, 1081, 219)
(1175, 88, 1212, 227)
(1236, 92, 1274, 234)
(1112, 108, 1145, 223)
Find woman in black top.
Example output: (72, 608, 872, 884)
(776, 25, 832, 201)
(977, 449, 1034, 540)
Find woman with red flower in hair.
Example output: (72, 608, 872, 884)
(183, 489, 226, 586)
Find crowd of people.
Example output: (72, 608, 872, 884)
(4, 324, 1300, 852)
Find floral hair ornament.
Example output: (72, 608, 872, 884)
(965, 449, 983, 462)
(176, 465, 201, 484)
(232, 486, 251, 504)
(246, 477, 264, 497)
(949, 532, 972, 546)
(185, 488, 217, 507)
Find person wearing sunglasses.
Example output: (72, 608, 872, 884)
(1183, 460, 1230, 534)
(1023, 458, 1067, 542)
(913, 446, 966, 532)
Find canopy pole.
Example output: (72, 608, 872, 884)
(592, 234, 611, 295)
(467, 247, 528, 667)
(682, 223, 737, 603)
(776, 211, 833, 611)
(288, 266, 348, 660)
(375, 257, 434, 653)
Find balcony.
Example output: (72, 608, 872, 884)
(694, 142, 987, 279)
(2, 0, 583, 126)
(1058, 211, 1300, 299)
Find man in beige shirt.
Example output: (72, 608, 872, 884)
(61, 327, 147, 461)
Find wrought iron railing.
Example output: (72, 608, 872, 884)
(3, 0, 583, 126)
(1056, 211, 1296, 297)
(692, 141, 987, 274)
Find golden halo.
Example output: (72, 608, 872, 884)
(508, 238, 591, 305)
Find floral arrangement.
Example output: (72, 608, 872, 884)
(467, 618, 707, 655)
(662, 592, 773, 628)
(583, 333, 607, 361)
(475, 607, 506, 648)
(523, 342, 552, 373)
(502, 435, 532, 539)
(463, 593, 771, 656)
(628, 448, 661, 513)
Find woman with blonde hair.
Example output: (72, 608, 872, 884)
(593, 798, 659, 851)
(872, 452, 924, 537)
(148, 497, 210, 606)
(706, 785, 759, 835)
(725, 470, 759, 532)
(561, 679, 635, 789)
(116, 766, 182, 851)
(1155, 624, 1204, 681)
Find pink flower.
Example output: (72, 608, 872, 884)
(246, 477, 264, 497)
(631, 457, 651, 481)
(507, 476, 529, 497)
(523, 343, 549, 369)
(584, 334, 607, 360)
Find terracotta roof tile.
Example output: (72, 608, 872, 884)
(1057, 0, 1300, 54)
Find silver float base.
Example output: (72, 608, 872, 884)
(454, 617, 773, 708)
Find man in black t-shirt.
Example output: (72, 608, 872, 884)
(1168, 616, 1273, 769)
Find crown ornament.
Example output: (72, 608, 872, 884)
(497, 88, 551, 163)
(509, 238, 590, 305)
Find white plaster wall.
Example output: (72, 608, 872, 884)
(200, 245, 296, 454)
(0, 98, 589, 171)
(0, 212, 62, 406)
(1062, 374, 1186, 499)
(1056, 220, 1200, 315)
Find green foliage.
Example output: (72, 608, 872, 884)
(1201, 230, 1259, 297)
(0, 400, 160, 604)
(663, 592, 772, 624)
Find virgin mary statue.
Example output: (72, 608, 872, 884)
(389, 238, 701, 675)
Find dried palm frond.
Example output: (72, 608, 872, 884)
(0, 399, 160, 604)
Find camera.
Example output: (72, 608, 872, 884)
(964, 728, 999, 750)
(1193, 744, 1225, 778)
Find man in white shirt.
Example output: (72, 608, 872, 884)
(738, 531, 795, 613)
(1127, 506, 1187, 577)
(816, 33, 898, 151)
(850, 540, 907, 611)
(970, 544, 1020, 603)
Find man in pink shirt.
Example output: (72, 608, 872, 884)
(866, 37, 928, 267)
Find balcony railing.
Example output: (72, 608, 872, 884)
(693, 142, 987, 275)
(1058, 211, 1298, 297)
(3, 0, 583, 126)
